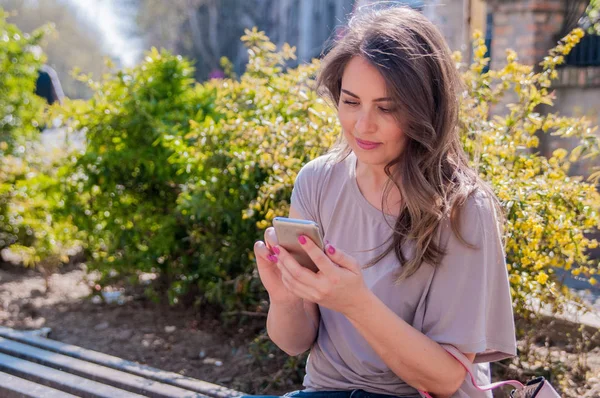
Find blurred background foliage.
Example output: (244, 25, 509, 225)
(584, 0, 600, 33)
(0, 9, 82, 290)
(0, 0, 112, 99)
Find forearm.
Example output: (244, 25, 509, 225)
(345, 291, 465, 397)
(267, 298, 318, 356)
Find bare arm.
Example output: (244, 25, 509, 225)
(266, 205, 320, 356)
(346, 291, 475, 397)
(267, 299, 319, 356)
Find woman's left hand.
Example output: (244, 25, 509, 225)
(273, 236, 370, 316)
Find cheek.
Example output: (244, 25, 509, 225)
(382, 122, 406, 147)
(386, 119, 404, 137)
(337, 109, 355, 133)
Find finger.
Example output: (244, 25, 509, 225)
(264, 227, 278, 251)
(278, 262, 318, 302)
(297, 235, 338, 276)
(323, 242, 360, 272)
(254, 241, 277, 264)
(274, 244, 322, 288)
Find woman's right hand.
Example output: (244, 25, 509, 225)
(254, 226, 302, 305)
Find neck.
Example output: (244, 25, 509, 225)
(355, 157, 402, 215)
(355, 160, 390, 190)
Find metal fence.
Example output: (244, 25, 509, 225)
(564, 34, 600, 68)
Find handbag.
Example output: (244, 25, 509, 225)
(419, 345, 561, 398)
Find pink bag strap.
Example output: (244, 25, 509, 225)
(419, 345, 525, 398)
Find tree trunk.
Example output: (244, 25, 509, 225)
(186, 0, 216, 71)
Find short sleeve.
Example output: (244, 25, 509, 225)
(422, 192, 517, 364)
(290, 157, 327, 223)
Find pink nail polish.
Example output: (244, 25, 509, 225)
(273, 246, 280, 255)
(327, 244, 336, 255)
(298, 235, 307, 245)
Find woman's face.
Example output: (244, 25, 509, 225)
(338, 56, 406, 168)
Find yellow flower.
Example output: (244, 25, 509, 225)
(506, 50, 517, 63)
(474, 46, 487, 59)
(265, 208, 275, 220)
(536, 272, 549, 285)
(552, 148, 568, 160)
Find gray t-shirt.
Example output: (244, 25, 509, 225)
(290, 152, 517, 398)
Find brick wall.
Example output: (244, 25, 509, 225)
(488, 0, 600, 179)
(488, 0, 565, 68)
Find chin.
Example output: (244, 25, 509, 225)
(353, 149, 389, 166)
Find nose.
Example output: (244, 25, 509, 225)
(355, 108, 376, 135)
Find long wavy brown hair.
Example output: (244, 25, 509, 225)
(317, 6, 503, 283)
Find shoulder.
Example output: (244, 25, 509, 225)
(295, 151, 345, 183)
(442, 187, 503, 248)
(291, 151, 347, 222)
(458, 188, 499, 226)
(298, 151, 339, 173)
(464, 187, 503, 233)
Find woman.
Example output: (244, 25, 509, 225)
(249, 5, 516, 398)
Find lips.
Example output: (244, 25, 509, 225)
(355, 137, 382, 150)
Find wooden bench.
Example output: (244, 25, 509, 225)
(0, 326, 245, 398)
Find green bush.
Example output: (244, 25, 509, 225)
(51, 47, 219, 296)
(0, 10, 81, 279)
(54, 30, 336, 309)
(460, 30, 600, 318)
(0, 9, 45, 156)
(0, 9, 44, 251)
(166, 29, 337, 309)
(0, 10, 81, 291)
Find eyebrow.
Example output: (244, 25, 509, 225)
(341, 89, 392, 102)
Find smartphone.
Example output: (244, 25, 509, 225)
(272, 217, 325, 273)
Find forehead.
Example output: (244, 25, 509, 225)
(340, 56, 388, 96)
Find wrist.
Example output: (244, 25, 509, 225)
(269, 295, 303, 308)
(343, 288, 377, 320)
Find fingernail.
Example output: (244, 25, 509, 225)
(298, 235, 307, 245)
(273, 246, 280, 255)
(327, 244, 335, 255)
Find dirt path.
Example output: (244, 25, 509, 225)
(0, 261, 599, 397)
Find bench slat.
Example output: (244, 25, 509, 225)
(0, 370, 80, 398)
(0, 337, 209, 398)
(0, 352, 146, 398)
(0, 327, 242, 398)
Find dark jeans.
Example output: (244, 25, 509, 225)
(239, 388, 412, 398)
